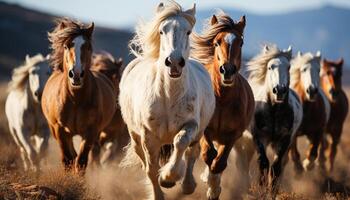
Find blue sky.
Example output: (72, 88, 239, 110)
(3, 0, 350, 28)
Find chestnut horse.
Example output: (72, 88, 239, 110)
(289, 51, 330, 175)
(319, 58, 348, 172)
(42, 18, 116, 173)
(246, 45, 303, 196)
(90, 52, 129, 166)
(191, 12, 254, 200)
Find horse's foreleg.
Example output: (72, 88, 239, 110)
(142, 134, 164, 200)
(200, 133, 217, 167)
(318, 134, 328, 172)
(329, 129, 341, 172)
(16, 127, 38, 171)
(56, 127, 76, 170)
(90, 140, 101, 168)
(303, 132, 322, 171)
(290, 137, 303, 176)
(255, 139, 269, 186)
(159, 120, 198, 186)
(75, 130, 99, 174)
(270, 135, 291, 196)
(181, 141, 200, 195)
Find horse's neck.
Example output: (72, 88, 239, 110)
(156, 65, 188, 101)
(23, 84, 40, 113)
(65, 71, 93, 103)
(205, 63, 221, 96)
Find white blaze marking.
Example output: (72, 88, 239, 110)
(73, 36, 84, 73)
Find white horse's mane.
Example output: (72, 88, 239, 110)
(8, 54, 46, 92)
(129, 0, 195, 60)
(246, 44, 292, 84)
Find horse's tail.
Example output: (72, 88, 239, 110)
(159, 144, 173, 167)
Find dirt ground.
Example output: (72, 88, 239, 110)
(0, 81, 350, 200)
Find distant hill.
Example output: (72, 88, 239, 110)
(197, 5, 350, 67)
(0, 2, 133, 78)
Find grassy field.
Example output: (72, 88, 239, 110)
(0, 80, 349, 200)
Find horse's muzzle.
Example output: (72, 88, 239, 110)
(273, 84, 288, 102)
(220, 64, 237, 85)
(307, 86, 318, 101)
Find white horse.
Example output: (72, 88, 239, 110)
(235, 45, 303, 196)
(5, 54, 51, 171)
(119, 2, 215, 200)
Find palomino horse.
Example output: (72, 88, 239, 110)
(246, 45, 303, 195)
(319, 58, 348, 172)
(289, 51, 330, 174)
(119, 2, 215, 200)
(42, 18, 116, 173)
(5, 54, 51, 171)
(90, 52, 129, 166)
(191, 12, 254, 200)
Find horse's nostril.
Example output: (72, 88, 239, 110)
(314, 87, 318, 94)
(68, 70, 74, 78)
(179, 57, 185, 67)
(34, 91, 38, 96)
(80, 70, 85, 77)
(165, 57, 172, 67)
(273, 87, 278, 94)
(219, 66, 225, 74)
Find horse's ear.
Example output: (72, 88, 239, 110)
(284, 45, 292, 59)
(210, 15, 218, 26)
(58, 20, 66, 30)
(236, 15, 246, 32)
(25, 54, 30, 63)
(316, 51, 321, 58)
(263, 45, 269, 54)
(337, 58, 344, 66)
(157, 2, 164, 13)
(86, 22, 94, 39)
(185, 3, 196, 16)
(116, 57, 123, 66)
(297, 51, 302, 57)
(46, 54, 51, 60)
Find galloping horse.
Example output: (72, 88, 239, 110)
(191, 12, 254, 200)
(246, 45, 303, 195)
(42, 18, 116, 173)
(5, 54, 51, 171)
(289, 51, 330, 174)
(90, 52, 128, 166)
(119, 2, 215, 200)
(319, 58, 348, 172)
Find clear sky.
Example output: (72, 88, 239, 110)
(3, 0, 350, 28)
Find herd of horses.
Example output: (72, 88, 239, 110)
(4, 1, 349, 200)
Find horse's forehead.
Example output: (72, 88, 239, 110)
(269, 56, 289, 67)
(161, 16, 190, 30)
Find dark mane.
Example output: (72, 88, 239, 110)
(91, 52, 123, 79)
(48, 18, 92, 71)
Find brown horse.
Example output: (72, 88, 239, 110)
(90, 53, 129, 166)
(191, 12, 254, 200)
(289, 51, 330, 175)
(319, 58, 348, 172)
(42, 18, 116, 173)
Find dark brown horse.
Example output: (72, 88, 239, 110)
(191, 12, 255, 200)
(42, 18, 116, 173)
(90, 53, 129, 166)
(289, 51, 330, 175)
(319, 58, 348, 172)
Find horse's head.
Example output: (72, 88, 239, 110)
(296, 51, 321, 102)
(61, 22, 94, 87)
(321, 58, 344, 101)
(27, 54, 51, 102)
(157, 3, 196, 79)
(265, 45, 292, 103)
(211, 15, 245, 86)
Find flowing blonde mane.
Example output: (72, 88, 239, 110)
(247, 44, 292, 84)
(8, 54, 46, 92)
(129, 0, 196, 59)
(290, 52, 318, 88)
(191, 11, 242, 65)
(48, 18, 92, 71)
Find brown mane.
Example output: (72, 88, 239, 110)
(91, 52, 123, 80)
(48, 18, 93, 71)
(191, 11, 243, 66)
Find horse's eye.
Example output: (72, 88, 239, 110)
(214, 42, 220, 47)
(327, 71, 332, 75)
(160, 31, 163, 35)
(240, 41, 244, 47)
(268, 66, 272, 70)
(187, 31, 191, 35)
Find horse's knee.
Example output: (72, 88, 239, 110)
(210, 158, 227, 174)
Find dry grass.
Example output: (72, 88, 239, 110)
(0, 80, 349, 200)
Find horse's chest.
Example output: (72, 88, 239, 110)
(253, 102, 294, 140)
(299, 100, 325, 133)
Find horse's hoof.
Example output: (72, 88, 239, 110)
(181, 180, 197, 194)
(303, 159, 314, 171)
(159, 178, 176, 188)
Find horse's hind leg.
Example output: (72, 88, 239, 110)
(181, 141, 200, 195)
(290, 137, 303, 176)
(159, 120, 198, 186)
(303, 132, 322, 171)
(270, 136, 291, 196)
